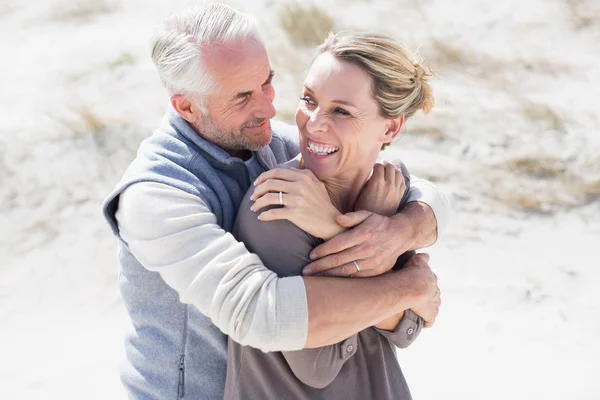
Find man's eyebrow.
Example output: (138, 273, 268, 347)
(303, 84, 357, 108)
(233, 70, 275, 101)
(263, 69, 275, 85)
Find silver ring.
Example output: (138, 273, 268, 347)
(279, 191, 283, 206)
(353, 261, 360, 273)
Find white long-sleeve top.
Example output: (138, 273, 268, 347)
(115, 173, 450, 351)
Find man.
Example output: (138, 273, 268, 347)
(102, 4, 450, 399)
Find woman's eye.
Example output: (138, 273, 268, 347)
(334, 107, 350, 116)
(300, 96, 316, 106)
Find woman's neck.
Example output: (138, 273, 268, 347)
(323, 169, 372, 214)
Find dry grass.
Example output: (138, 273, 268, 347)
(564, 0, 599, 29)
(485, 154, 600, 211)
(0, 3, 15, 18)
(427, 38, 572, 82)
(405, 124, 446, 140)
(278, 4, 335, 46)
(501, 156, 568, 179)
(566, 177, 600, 201)
(108, 52, 136, 70)
(521, 103, 565, 131)
(51, 105, 106, 141)
(50, 0, 118, 20)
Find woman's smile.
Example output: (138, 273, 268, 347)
(306, 138, 339, 157)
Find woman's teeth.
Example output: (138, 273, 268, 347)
(308, 142, 339, 156)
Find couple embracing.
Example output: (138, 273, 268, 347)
(103, 3, 449, 399)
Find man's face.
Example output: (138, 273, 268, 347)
(194, 37, 276, 155)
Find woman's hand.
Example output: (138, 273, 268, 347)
(251, 168, 345, 240)
(355, 162, 407, 216)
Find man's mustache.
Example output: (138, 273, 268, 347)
(242, 118, 267, 128)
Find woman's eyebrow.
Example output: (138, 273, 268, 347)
(331, 99, 357, 108)
(303, 84, 357, 108)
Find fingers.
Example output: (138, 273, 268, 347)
(424, 297, 441, 328)
(371, 163, 385, 181)
(395, 169, 406, 190)
(250, 179, 294, 201)
(254, 168, 305, 186)
(251, 192, 287, 212)
(257, 207, 289, 222)
(307, 226, 371, 263)
(303, 250, 356, 275)
(335, 210, 373, 228)
(383, 162, 396, 185)
(291, 167, 319, 183)
(315, 261, 364, 277)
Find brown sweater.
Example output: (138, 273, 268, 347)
(224, 158, 423, 400)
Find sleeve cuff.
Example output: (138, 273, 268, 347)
(406, 178, 452, 239)
(275, 276, 309, 350)
(374, 309, 423, 348)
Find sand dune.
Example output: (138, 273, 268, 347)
(1, 0, 599, 398)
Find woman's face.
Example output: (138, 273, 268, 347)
(295, 52, 398, 183)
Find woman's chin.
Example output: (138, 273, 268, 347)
(302, 158, 333, 181)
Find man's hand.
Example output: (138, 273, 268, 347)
(401, 253, 441, 328)
(355, 162, 407, 217)
(302, 211, 414, 277)
(303, 202, 438, 277)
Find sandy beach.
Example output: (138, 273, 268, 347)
(1, 0, 599, 398)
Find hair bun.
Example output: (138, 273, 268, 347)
(414, 63, 429, 84)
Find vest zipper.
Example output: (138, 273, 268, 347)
(178, 354, 185, 399)
(178, 305, 188, 399)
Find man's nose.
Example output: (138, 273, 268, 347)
(256, 89, 276, 119)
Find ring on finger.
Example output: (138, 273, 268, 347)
(279, 191, 283, 206)
(353, 261, 360, 273)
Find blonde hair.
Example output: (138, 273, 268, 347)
(317, 32, 435, 148)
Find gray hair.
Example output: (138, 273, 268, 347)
(151, 3, 263, 111)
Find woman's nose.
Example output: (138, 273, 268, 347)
(306, 109, 327, 134)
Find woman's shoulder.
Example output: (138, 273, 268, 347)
(276, 154, 302, 170)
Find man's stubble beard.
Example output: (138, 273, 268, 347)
(199, 115, 272, 152)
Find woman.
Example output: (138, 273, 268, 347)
(224, 31, 435, 399)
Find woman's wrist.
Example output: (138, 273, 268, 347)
(318, 212, 347, 240)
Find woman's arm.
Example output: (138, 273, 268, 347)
(234, 187, 359, 388)
(374, 309, 423, 349)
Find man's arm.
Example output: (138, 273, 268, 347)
(116, 182, 438, 351)
(302, 257, 436, 347)
(302, 166, 451, 277)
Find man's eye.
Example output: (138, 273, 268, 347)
(238, 94, 251, 105)
(334, 107, 350, 116)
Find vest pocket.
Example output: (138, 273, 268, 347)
(178, 354, 185, 399)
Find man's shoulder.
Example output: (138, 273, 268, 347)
(268, 119, 300, 162)
(270, 119, 298, 142)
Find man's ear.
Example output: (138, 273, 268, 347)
(381, 114, 405, 145)
(171, 95, 202, 124)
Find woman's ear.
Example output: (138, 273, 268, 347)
(381, 114, 405, 144)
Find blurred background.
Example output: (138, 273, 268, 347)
(1, 0, 599, 398)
